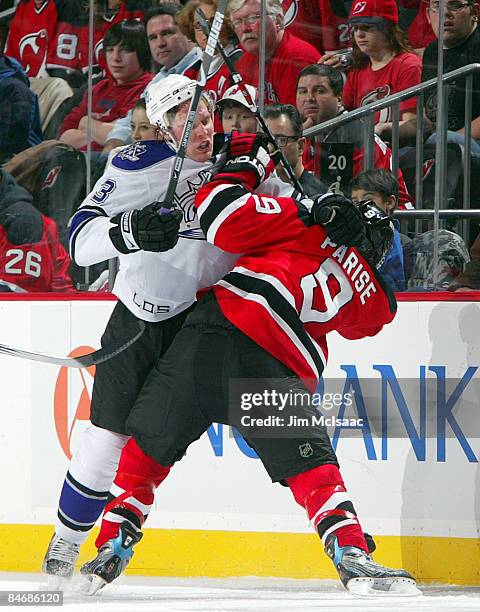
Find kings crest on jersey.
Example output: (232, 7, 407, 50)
(68, 140, 292, 323)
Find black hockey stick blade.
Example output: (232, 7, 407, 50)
(195, 7, 307, 198)
(163, 0, 228, 206)
(0, 319, 145, 368)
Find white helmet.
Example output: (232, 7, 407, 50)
(145, 74, 196, 132)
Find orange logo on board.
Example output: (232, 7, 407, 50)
(53, 346, 95, 459)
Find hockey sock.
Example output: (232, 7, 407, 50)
(55, 425, 129, 545)
(95, 438, 171, 549)
(286, 464, 368, 552)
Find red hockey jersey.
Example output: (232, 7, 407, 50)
(282, 0, 350, 53)
(0, 213, 73, 292)
(5, 0, 79, 76)
(194, 178, 396, 388)
(46, 0, 146, 75)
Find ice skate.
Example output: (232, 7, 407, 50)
(80, 521, 143, 595)
(42, 533, 80, 589)
(325, 534, 420, 596)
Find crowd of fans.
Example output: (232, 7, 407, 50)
(0, 0, 479, 292)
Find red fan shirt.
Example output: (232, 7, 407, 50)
(343, 52, 422, 122)
(235, 29, 321, 106)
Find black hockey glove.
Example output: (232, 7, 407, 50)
(356, 200, 394, 268)
(311, 193, 367, 246)
(109, 204, 182, 254)
(214, 131, 274, 190)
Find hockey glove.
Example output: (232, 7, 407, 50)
(311, 193, 367, 246)
(356, 200, 394, 268)
(214, 131, 275, 190)
(109, 204, 182, 254)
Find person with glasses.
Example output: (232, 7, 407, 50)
(264, 102, 328, 196)
(342, 0, 422, 141)
(229, 0, 320, 106)
(176, 0, 243, 109)
(422, 0, 480, 155)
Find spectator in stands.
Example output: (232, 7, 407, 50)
(0, 168, 73, 293)
(5, 0, 80, 77)
(46, 0, 147, 86)
(229, 0, 320, 105)
(295, 63, 414, 207)
(131, 98, 161, 143)
(59, 20, 153, 151)
(350, 169, 407, 291)
(342, 0, 422, 140)
(103, 4, 201, 152)
(263, 103, 328, 196)
(0, 52, 43, 164)
(423, 0, 480, 155)
(177, 0, 242, 104)
(217, 83, 259, 133)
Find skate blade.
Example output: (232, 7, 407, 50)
(41, 574, 71, 592)
(86, 575, 108, 596)
(347, 577, 421, 597)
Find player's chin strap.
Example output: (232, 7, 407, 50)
(195, 7, 307, 198)
(0, 319, 145, 368)
(158, 0, 228, 215)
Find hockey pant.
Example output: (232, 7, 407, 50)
(95, 438, 367, 553)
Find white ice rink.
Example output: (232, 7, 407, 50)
(1, 574, 480, 612)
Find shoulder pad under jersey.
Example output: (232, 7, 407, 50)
(112, 141, 175, 171)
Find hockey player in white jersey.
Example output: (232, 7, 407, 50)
(42, 74, 293, 583)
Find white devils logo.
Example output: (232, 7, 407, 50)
(352, 1, 367, 14)
(19, 29, 47, 73)
(281, 0, 298, 26)
(361, 85, 392, 123)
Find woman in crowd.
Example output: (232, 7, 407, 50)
(342, 0, 422, 140)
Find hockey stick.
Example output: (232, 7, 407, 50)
(161, 0, 228, 209)
(0, 319, 145, 368)
(196, 7, 306, 197)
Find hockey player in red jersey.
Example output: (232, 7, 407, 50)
(80, 131, 418, 597)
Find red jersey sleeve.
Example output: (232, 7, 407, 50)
(194, 180, 310, 253)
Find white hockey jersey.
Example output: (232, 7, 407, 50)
(69, 140, 292, 322)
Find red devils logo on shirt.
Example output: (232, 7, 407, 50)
(41, 166, 62, 190)
(53, 348, 95, 458)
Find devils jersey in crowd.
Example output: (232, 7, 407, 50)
(5, 0, 80, 77)
(236, 29, 320, 106)
(69, 140, 292, 322)
(282, 0, 350, 53)
(46, 0, 148, 76)
(0, 169, 73, 292)
(194, 174, 396, 387)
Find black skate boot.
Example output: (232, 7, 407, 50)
(325, 534, 420, 596)
(80, 521, 143, 595)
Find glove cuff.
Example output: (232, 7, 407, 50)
(109, 211, 140, 254)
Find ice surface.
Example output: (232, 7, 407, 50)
(1, 573, 480, 611)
